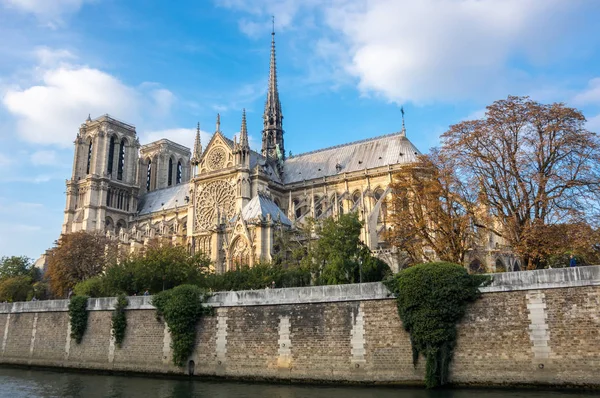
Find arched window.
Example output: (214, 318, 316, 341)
(117, 139, 126, 180)
(495, 258, 506, 273)
(469, 259, 484, 274)
(176, 160, 182, 184)
(106, 187, 112, 207)
(168, 158, 173, 186)
(107, 136, 115, 175)
(146, 159, 152, 191)
(352, 190, 361, 206)
(86, 140, 93, 174)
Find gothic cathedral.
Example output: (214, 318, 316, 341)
(62, 29, 422, 273)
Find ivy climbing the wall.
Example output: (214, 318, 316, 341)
(385, 262, 490, 388)
(68, 295, 89, 344)
(152, 285, 212, 367)
(112, 294, 128, 348)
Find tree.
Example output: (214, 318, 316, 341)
(46, 232, 118, 298)
(441, 96, 600, 269)
(313, 213, 390, 284)
(0, 276, 34, 302)
(102, 241, 210, 295)
(387, 152, 476, 265)
(0, 256, 34, 279)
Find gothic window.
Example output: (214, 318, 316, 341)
(107, 188, 112, 207)
(168, 157, 174, 186)
(469, 259, 484, 274)
(176, 160, 182, 184)
(495, 258, 506, 272)
(352, 190, 361, 206)
(231, 238, 250, 270)
(107, 136, 115, 175)
(146, 159, 152, 191)
(86, 140, 93, 174)
(194, 180, 235, 230)
(117, 139, 126, 180)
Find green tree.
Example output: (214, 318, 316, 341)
(102, 242, 211, 295)
(313, 213, 390, 285)
(0, 256, 35, 279)
(0, 276, 34, 302)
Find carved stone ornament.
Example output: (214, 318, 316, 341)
(207, 147, 226, 171)
(194, 180, 235, 230)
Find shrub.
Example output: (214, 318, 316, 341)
(73, 276, 106, 298)
(112, 294, 128, 348)
(385, 262, 490, 388)
(68, 295, 89, 344)
(152, 285, 211, 366)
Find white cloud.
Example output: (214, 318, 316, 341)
(141, 128, 212, 152)
(3, 0, 94, 26)
(224, 0, 590, 104)
(573, 78, 600, 106)
(587, 114, 600, 132)
(2, 53, 176, 147)
(30, 150, 58, 165)
(3, 65, 140, 147)
(34, 47, 77, 67)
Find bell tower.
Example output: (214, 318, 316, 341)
(63, 115, 140, 235)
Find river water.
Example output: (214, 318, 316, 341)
(0, 367, 597, 398)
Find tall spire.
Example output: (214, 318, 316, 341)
(240, 109, 249, 149)
(191, 122, 202, 165)
(262, 16, 284, 161)
(400, 106, 406, 137)
(216, 113, 221, 132)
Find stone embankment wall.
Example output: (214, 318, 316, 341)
(0, 266, 599, 387)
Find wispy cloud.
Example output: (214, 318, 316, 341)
(2, 0, 96, 28)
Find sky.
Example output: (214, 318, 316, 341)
(1, 0, 600, 260)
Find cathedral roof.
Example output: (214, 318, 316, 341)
(237, 192, 292, 226)
(282, 132, 420, 184)
(137, 183, 190, 216)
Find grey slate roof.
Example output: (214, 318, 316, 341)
(236, 192, 292, 226)
(282, 133, 420, 184)
(137, 183, 190, 215)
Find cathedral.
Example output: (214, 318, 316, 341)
(61, 29, 424, 273)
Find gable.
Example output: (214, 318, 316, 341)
(198, 131, 235, 174)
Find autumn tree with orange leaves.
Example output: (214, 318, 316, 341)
(46, 231, 119, 298)
(440, 96, 600, 269)
(387, 151, 477, 265)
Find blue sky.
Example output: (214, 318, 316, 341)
(1, 0, 600, 260)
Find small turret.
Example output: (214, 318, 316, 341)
(191, 122, 202, 176)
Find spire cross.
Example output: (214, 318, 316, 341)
(401, 106, 406, 136)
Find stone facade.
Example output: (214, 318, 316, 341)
(60, 31, 427, 273)
(1, 267, 599, 387)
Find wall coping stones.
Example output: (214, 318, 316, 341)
(0, 265, 597, 314)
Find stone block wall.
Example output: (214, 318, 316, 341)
(0, 266, 599, 387)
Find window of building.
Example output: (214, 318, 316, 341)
(117, 139, 125, 180)
(146, 159, 152, 191)
(107, 136, 115, 175)
(176, 160, 182, 184)
(86, 140, 93, 174)
(168, 158, 173, 186)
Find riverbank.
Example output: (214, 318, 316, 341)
(1, 266, 599, 389)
